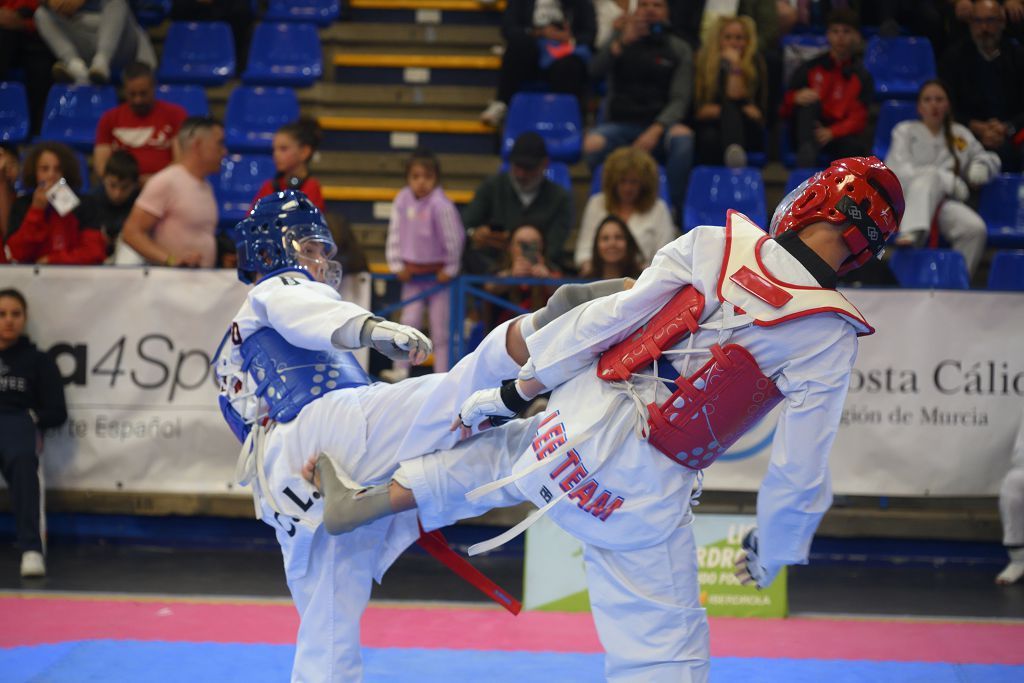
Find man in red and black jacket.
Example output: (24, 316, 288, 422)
(780, 8, 873, 167)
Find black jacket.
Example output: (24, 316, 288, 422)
(502, 0, 597, 48)
(940, 38, 1024, 133)
(0, 336, 67, 430)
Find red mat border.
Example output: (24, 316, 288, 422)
(2, 593, 1023, 664)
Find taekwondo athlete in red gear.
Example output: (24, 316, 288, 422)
(217, 190, 629, 682)
(312, 157, 906, 683)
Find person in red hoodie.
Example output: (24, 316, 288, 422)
(251, 118, 325, 212)
(4, 141, 107, 265)
(780, 8, 873, 167)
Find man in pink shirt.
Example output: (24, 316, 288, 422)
(120, 116, 224, 268)
(93, 62, 186, 184)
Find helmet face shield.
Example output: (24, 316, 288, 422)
(286, 229, 342, 289)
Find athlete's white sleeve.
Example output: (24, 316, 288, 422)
(755, 322, 859, 580)
(247, 274, 373, 351)
(525, 230, 700, 389)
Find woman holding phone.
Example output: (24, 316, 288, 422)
(4, 142, 106, 265)
(484, 224, 562, 325)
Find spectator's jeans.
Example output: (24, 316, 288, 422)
(34, 0, 155, 69)
(498, 31, 588, 115)
(0, 413, 43, 554)
(694, 98, 765, 166)
(585, 121, 695, 213)
(792, 102, 869, 167)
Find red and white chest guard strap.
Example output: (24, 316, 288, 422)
(597, 285, 706, 382)
(647, 343, 782, 469)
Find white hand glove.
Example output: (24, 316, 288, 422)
(951, 176, 970, 202)
(966, 161, 992, 187)
(457, 381, 531, 429)
(734, 529, 778, 590)
(360, 317, 432, 364)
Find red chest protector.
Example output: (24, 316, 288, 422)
(597, 211, 872, 470)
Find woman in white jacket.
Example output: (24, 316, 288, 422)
(885, 80, 1001, 276)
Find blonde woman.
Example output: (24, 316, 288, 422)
(574, 146, 676, 275)
(693, 15, 767, 168)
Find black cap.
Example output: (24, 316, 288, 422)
(509, 132, 548, 169)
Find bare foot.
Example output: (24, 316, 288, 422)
(303, 454, 321, 488)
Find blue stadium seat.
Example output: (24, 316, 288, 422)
(682, 166, 766, 233)
(156, 84, 210, 116)
(589, 162, 672, 205)
(783, 167, 824, 196)
(40, 84, 117, 151)
(132, 0, 170, 26)
(264, 0, 340, 25)
(215, 154, 275, 223)
(978, 174, 1024, 249)
(225, 86, 299, 152)
(502, 93, 582, 164)
(499, 160, 572, 192)
(873, 100, 918, 159)
(988, 250, 1024, 291)
(864, 36, 936, 99)
(157, 22, 236, 85)
(0, 81, 29, 143)
(243, 22, 323, 87)
(889, 249, 970, 289)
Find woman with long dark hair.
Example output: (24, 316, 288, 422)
(885, 79, 1000, 276)
(588, 215, 643, 280)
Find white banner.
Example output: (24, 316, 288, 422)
(707, 289, 1024, 496)
(2, 267, 1021, 497)
(3, 266, 251, 493)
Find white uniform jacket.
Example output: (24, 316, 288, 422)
(517, 214, 865, 579)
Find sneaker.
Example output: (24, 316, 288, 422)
(724, 143, 747, 169)
(88, 56, 110, 85)
(52, 58, 89, 85)
(480, 100, 507, 127)
(996, 561, 1024, 585)
(20, 551, 46, 578)
(378, 367, 409, 383)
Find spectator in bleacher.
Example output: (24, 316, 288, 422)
(861, 1, 945, 53)
(382, 148, 465, 381)
(5, 141, 106, 265)
(483, 223, 562, 324)
(776, 0, 862, 34)
(34, 0, 155, 85)
(0, 0, 54, 136)
(461, 132, 572, 275)
(0, 288, 67, 578)
(91, 148, 138, 256)
(585, 0, 695, 215)
(251, 118, 325, 213)
(780, 8, 872, 167)
(586, 215, 644, 280)
(120, 116, 224, 268)
(574, 146, 675, 275)
(169, 0, 253, 74)
(93, 62, 186, 185)
(885, 80, 1000, 276)
(480, 0, 596, 127)
(692, 15, 767, 168)
(940, 0, 1024, 172)
(0, 144, 19, 241)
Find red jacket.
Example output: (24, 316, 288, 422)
(252, 176, 325, 212)
(0, 0, 40, 31)
(780, 52, 873, 139)
(6, 200, 107, 265)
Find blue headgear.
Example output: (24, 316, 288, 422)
(230, 190, 342, 288)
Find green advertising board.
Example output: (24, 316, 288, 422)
(523, 513, 787, 618)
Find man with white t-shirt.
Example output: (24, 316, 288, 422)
(120, 116, 224, 268)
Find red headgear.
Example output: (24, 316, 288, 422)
(770, 156, 905, 274)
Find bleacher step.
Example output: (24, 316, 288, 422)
(331, 52, 499, 86)
(322, 22, 501, 48)
(348, 0, 503, 25)
(324, 185, 474, 203)
(206, 82, 493, 112)
(314, 150, 501, 178)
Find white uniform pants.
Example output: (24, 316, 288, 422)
(1000, 407, 1024, 547)
(397, 417, 711, 683)
(902, 172, 987, 275)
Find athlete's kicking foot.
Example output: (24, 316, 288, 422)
(304, 454, 409, 535)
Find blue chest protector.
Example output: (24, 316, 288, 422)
(219, 327, 371, 442)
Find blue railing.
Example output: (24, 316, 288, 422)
(370, 272, 585, 365)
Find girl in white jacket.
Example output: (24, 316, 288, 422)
(885, 80, 1001, 275)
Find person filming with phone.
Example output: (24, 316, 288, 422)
(484, 223, 562, 326)
(461, 132, 572, 277)
(4, 141, 106, 265)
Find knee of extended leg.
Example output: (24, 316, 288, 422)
(584, 133, 608, 155)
